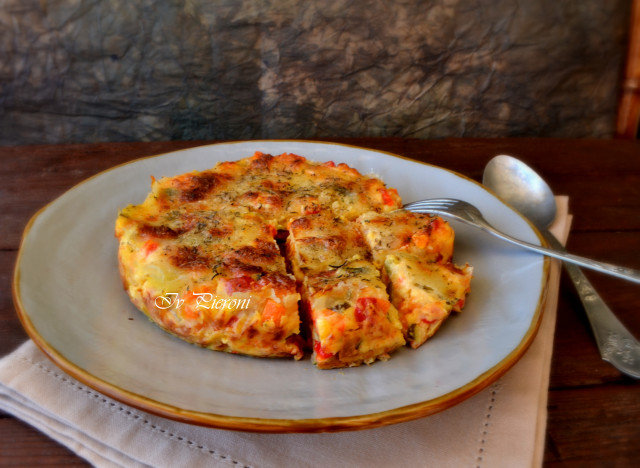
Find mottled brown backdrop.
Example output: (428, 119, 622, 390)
(0, 0, 631, 145)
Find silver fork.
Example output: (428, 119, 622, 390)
(405, 198, 640, 379)
(403, 198, 640, 284)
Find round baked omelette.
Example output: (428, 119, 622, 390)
(115, 152, 472, 369)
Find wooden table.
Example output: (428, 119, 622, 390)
(1, 138, 639, 465)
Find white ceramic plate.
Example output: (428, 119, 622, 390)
(14, 141, 548, 432)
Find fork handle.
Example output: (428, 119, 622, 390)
(476, 222, 640, 284)
(543, 231, 640, 378)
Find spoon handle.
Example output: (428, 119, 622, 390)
(543, 231, 640, 379)
(475, 222, 640, 284)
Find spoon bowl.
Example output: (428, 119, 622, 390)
(483, 155, 557, 230)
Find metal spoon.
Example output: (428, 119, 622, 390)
(483, 154, 640, 378)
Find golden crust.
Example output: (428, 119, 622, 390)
(286, 212, 370, 281)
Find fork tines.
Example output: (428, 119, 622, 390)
(403, 198, 458, 209)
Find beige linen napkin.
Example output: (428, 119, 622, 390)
(0, 197, 571, 468)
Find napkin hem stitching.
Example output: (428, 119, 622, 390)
(18, 355, 254, 468)
(475, 383, 499, 468)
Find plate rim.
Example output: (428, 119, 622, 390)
(12, 140, 551, 433)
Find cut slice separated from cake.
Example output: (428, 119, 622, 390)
(301, 259, 405, 369)
(384, 253, 472, 348)
(358, 210, 472, 348)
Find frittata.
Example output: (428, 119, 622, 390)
(115, 151, 471, 367)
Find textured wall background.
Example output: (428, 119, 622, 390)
(0, 0, 631, 145)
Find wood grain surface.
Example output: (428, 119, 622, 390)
(1, 138, 639, 466)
